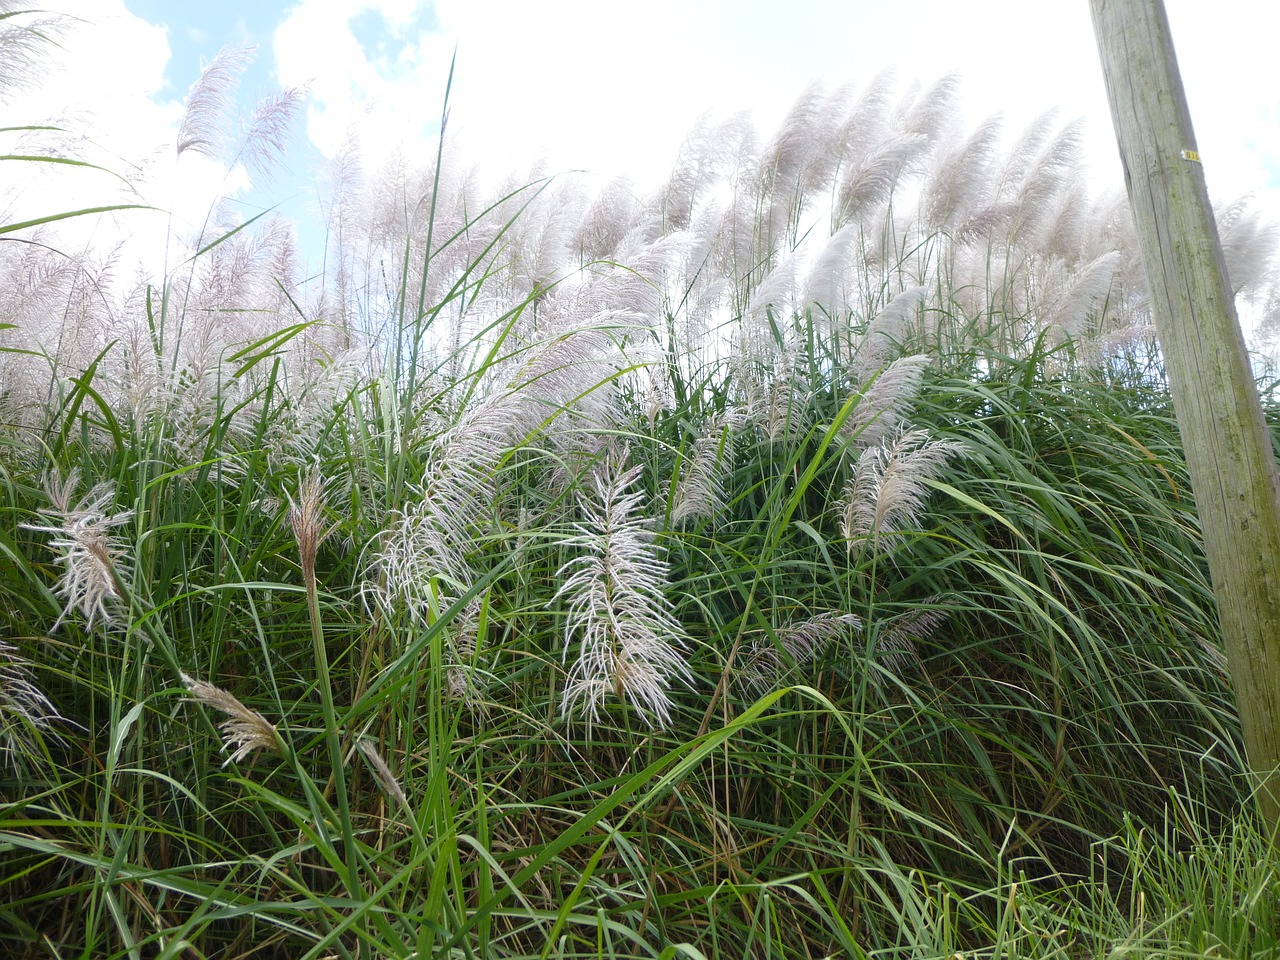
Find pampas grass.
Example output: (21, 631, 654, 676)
(0, 640, 63, 769)
(4, 22, 1280, 957)
(181, 673, 280, 766)
(843, 352, 932, 449)
(839, 427, 964, 549)
(738, 611, 863, 693)
(668, 409, 739, 526)
(21, 471, 131, 630)
(557, 454, 692, 727)
(0, 1, 63, 106)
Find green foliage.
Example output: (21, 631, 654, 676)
(2, 277, 1273, 957)
(2, 18, 1279, 960)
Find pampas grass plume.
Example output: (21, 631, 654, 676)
(840, 429, 963, 550)
(22, 471, 132, 630)
(177, 44, 254, 162)
(181, 674, 280, 766)
(356, 738, 408, 807)
(844, 353, 931, 451)
(0, 640, 64, 769)
(738, 612, 862, 693)
(556, 454, 692, 728)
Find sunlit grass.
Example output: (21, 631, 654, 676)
(2, 11, 1279, 959)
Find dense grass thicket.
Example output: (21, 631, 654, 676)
(3, 14, 1280, 959)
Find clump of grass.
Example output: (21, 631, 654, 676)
(1, 14, 1278, 959)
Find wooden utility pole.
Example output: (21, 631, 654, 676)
(1090, 0, 1280, 834)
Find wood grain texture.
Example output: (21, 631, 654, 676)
(1091, 0, 1280, 829)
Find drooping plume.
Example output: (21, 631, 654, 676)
(0, 640, 65, 770)
(22, 471, 132, 630)
(839, 428, 964, 551)
(181, 674, 280, 767)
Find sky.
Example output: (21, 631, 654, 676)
(4, 0, 1279, 275)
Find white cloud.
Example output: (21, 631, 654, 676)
(274, 1, 452, 162)
(273, 0, 741, 188)
(1, 1, 261, 276)
(263, 0, 1279, 237)
(5, 0, 1277, 284)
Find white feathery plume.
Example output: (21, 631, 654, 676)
(856, 286, 928, 378)
(1216, 196, 1280, 299)
(844, 353, 931, 452)
(507, 319, 635, 493)
(993, 110, 1061, 199)
(840, 429, 963, 550)
(830, 68, 896, 164)
(738, 612, 863, 694)
(896, 74, 961, 141)
(371, 252, 655, 619)
(778, 611, 864, 664)
(745, 257, 796, 327)
(373, 320, 605, 628)
(682, 202, 734, 322)
(556, 455, 692, 728)
(239, 86, 307, 184)
(755, 82, 842, 246)
(181, 674, 280, 767)
(803, 223, 860, 320)
(507, 328, 613, 428)
(1038, 179, 1090, 263)
(356, 739, 408, 807)
(569, 231, 686, 327)
(577, 178, 645, 261)
(798, 84, 852, 197)
(641, 359, 675, 428)
(922, 114, 1004, 234)
(669, 410, 741, 526)
(660, 113, 722, 231)
(505, 179, 583, 297)
(177, 44, 255, 162)
(445, 595, 486, 708)
(832, 76, 953, 227)
(711, 188, 762, 311)
(1088, 190, 1151, 338)
(0, 242, 120, 425)
(1252, 281, 1280, 352)
(0, 640, 65, 769)
(1039, 251, 1121, 343)
(1005, 119, 1083, 253)
(737, 343, 810, 443)
(22, 471, 132, 630)
(0, 2, 65, 106)
(953, 112, 1065, 257)
(373, 422, 493, 625)
(762, 351, 810, 443)
(875, 603, 950, 673)
(112, 306, 169, 428)
(836, 130, 930, 227)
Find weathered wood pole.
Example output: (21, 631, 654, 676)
(1090, 0, 1280, 833)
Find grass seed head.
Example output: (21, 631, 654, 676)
(22, 472, 132, 630)
(288, 466, 331, 575)
(0, 640, 65, 770)
(181, 674, 280, 766)
(355, 739, 408, 807)
(556, 454, 692, 729)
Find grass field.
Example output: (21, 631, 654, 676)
(2, 14, 1279, 959)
